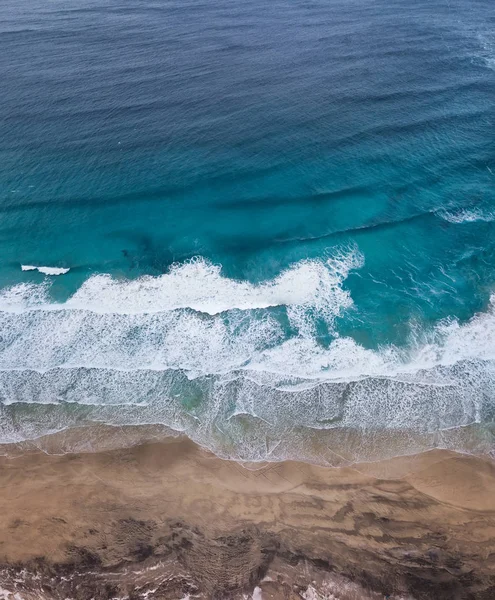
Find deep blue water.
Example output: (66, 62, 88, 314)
(0, 0, 494, 462)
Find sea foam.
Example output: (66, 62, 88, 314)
(21, 265, 70, 276)
(1, 251, 494, 463)
(437, 208, 495, 224)
(68, 251, 360, 317)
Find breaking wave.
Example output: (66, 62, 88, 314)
(21, 265, 70, 276)
(438, 208, 495, 224)
(1, 250, 494, 464)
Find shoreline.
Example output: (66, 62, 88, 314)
(0, 432, 494, 599)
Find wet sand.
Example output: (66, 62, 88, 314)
(0, 431, 494, 600)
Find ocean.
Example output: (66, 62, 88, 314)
(0, 0, 494, 464)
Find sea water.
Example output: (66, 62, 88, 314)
(0, 0, 494, 463)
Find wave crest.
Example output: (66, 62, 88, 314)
(437, 208, 495, 224)
(11, 251, 362, 317)
(21, 265, 70, 276)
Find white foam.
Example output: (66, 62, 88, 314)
(1, 254, 495, 380)
(21, 265, 70, 275)
(252, 588, 263, 600)
(258, 296, 495, 380)
(437, 208, 495, 224)
(0, 252, 493, 461)
(9, 252, 362, 318)
(0, 252, 364, 376)
(68, 252, 361, 317)
(0, 588, 15, 600)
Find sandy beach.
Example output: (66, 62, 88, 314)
(0, 429, 493, 600)
(2, 0, 495, 598)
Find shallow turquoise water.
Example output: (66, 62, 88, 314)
(0, 0, 494, 462)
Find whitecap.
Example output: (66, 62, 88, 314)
(437, 208, 495, 224)
(21, 265, 70, 276)
(11, 250, 362, 316)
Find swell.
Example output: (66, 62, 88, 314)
(49, 74, 481, 121)
(273, 210, 436, 246)
(335, 106, 492, 146)
(212, 185, 370, 212)
(0, 163, 284, 213)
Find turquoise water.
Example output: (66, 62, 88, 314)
(0, 0, 494, 462)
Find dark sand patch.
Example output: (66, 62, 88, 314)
(0, 431, 494, 599)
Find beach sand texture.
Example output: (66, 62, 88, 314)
(0, 433, 494, 599)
